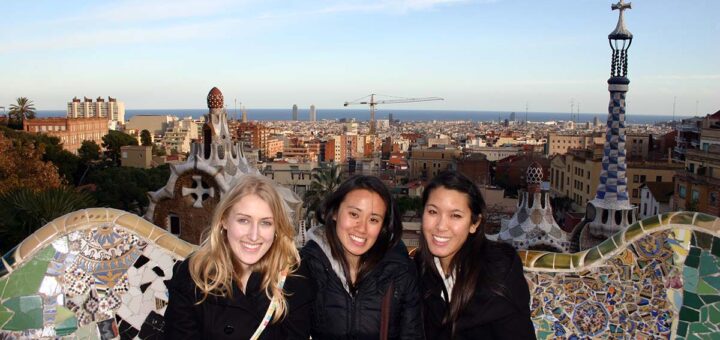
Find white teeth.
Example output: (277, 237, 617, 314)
(433, 235, 450, 242)
(350, 235, 366, 243)
(242, 243, 261, 249)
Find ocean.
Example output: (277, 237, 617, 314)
(34, 109, 689, 125)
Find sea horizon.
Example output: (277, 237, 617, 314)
(33, 108, 695, 125)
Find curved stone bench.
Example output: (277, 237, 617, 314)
(1, 209, 718, 339)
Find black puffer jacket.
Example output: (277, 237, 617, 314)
(418, 242, 536, 340)
(300, 226, 423, 340)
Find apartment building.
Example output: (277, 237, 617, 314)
(67, 96, 125, 124)
(23, 117, 108, 155)
(408, 146, 462, 180)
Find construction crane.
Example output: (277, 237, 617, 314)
(343, 94, 443, 134)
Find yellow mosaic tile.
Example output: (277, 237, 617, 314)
(62, 210, 90, 230)
(16, 235, 42, 263)
(130, 216, 160, 240)
(553, 254, 572, 270)
(533, 253, 556, 269)
(624, 222, 645, 243)
(31, 225, 60, 247)
(524, 251, 547, 268)
(658, 212, 674, 227)
(571, 251, 585, 269)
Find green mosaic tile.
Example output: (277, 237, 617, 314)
(704, 277, 720, 291)
(693, 213, 717, 229)
(677, 321, 689, 338)
(659, 212, 674, 225)
(533, 254, 556, 268)
(597, 238, 617, 256)
(700, 294, 720, 304)
(671, 212, 696, 225)
(1, 246, 54, 299)
(690, 246, 702, 257)
(585, 246, 602, 264)
(685, 292, 704, 309)
(709, 305, 720, 324)
(686, 253, 701, 268)
(685, 267, 700, 294)
(696, 232, 714, 250)
(698, 280, 720, 295)
(681, 306, 701, 322)
(688, 322, 712, 336)
(553, 254, 572, 269)
(1, 295, 43, 330)
(0, 304, 13, 329)
(642, 215, 662, 230)
(54, 306, 77, 336)
(624, 222, 645, 242)
(0, 278, 6, 297)
(611, 232, 624, 247)
(699, 252, 720, 277)
(712, 237, 720, 258)
(571, 253, 582, 269)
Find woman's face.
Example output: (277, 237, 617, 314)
(422, 186, 480, 267)
(223, 194, 276, 271)
(334, 189, 386, 264)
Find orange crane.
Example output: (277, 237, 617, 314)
(343, 94, 443, 134)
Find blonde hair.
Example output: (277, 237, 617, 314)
(188, 174, 299, 322)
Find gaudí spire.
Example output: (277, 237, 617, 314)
(583, 0, 637, 242)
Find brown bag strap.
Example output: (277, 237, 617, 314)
(380, 281, 394, 340)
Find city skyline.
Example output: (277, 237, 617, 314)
(2, 0, 718, 115)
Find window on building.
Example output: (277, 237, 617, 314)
(643, 204, 647, 216)
(710, 192, 718, 206)
(656, 176, 662, 182)
(640, 175, 646, 183)
(692, 190, 700, 202)
(633, 175, 639, 183)
(169, 214, 181, 235)
(679, 186, 687, 199)
(632, 189, 639, 198)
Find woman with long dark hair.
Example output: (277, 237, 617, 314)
(416, 171, 535, 339)
(301, 175, 422, 339)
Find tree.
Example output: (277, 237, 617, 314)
(78, 140, 101, 164)
(7, 97, 36, 129)
(85, 164, 170, 215)
(303, 163, 343, 222)
(0, 187, 95, 253)
(102, 130, 138, 165)
(0, 132, 63, 194)
(140, 129, 152, 146)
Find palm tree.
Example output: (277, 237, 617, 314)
(0, 187, 95, 253)
(303, 163, 343, 223)
(8, 97, 36, 128)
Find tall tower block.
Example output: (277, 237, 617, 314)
(583, 0, 636, 241)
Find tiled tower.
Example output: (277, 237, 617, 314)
(492, 162, 572, 252)
(583, 0, 637, 242)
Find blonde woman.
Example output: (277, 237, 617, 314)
(164, 174, 314, 339)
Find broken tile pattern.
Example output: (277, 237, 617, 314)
(1, 222, 184, 339)
(1, 208, 717, 338)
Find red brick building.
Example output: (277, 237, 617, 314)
(23, 117, 108, 154)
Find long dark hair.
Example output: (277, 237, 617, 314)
(316, 175, 402, 294)
(417, 171, 509, 329)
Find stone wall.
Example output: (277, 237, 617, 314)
(1, 209, 719, 338)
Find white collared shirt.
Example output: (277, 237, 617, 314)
(433, 257, 455, 302)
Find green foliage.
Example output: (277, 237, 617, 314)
(303, 163, 343, 222)
(0, 187, 95, 253)
(85, 164, 170, 215)
(7, 97, 36, 129)
(396, 196, 422, 216)
(102, 130, 138, 165)
(140, 129, 152, 146)
(0, 126, 80, 184)
(78, 140, 101, 164)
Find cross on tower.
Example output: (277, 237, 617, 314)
(611, 0, 631, 19)
(182, 175, 215, 208)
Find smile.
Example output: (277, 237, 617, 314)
(432, 235, 450, 245)
(241, 242, 262, 251)
(349, 234, 367, 246)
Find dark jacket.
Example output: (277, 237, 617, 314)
(163, 258, 314, 339)
(418, 242, 536, 340)
(300, 225, 423, 340)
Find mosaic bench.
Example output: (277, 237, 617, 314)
(1, 208, 719, 339)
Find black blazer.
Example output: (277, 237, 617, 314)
(418, 243, 536, 340)
(163, 259, 314, 339)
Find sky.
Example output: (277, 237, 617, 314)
(1, 0, 718, 115)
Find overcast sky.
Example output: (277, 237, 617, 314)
(1, 0, 718, 115)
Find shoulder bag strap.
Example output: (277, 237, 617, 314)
(380, 281, 395, 340)
(250, 269, 288, 340)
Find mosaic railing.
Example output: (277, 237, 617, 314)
(1, 208, 719, 339)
